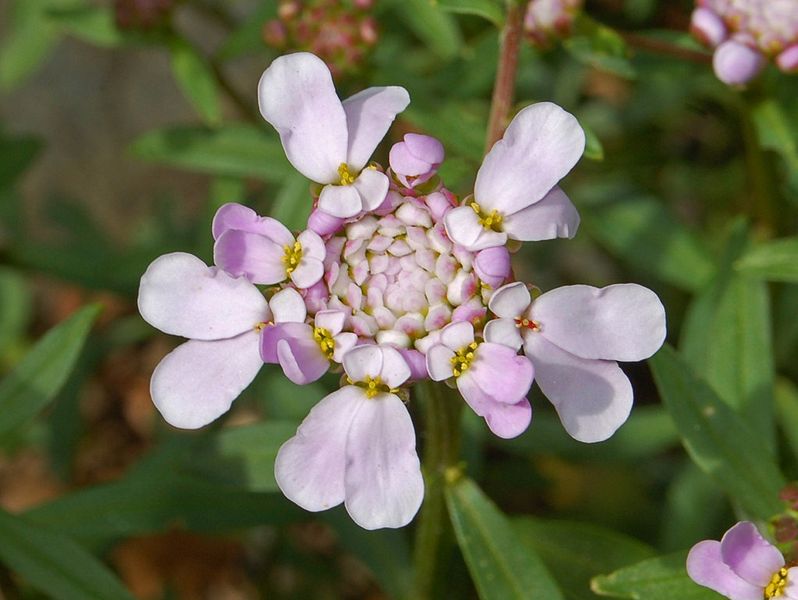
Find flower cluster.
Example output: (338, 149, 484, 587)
(138, 52, 666, 529)
(690, 0, 798, 85)
(524, 0, 583, 48)
(263, 0, 378, 78)
(688, 521, 798, 599)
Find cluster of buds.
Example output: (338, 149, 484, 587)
(138, 52, 665, 530)
(262, 0, 378, 78)
(690, 0, 798, 85)
(524, 0, 584, 48)
(114, 0, 176, 31)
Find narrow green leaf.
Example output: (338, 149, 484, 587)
(446, 477, 564, 600)
(389, 0, 463, 61)
(130, 124, 291, 180)
(270, 171, 314, 230)
(47, 6, 127, 47)
(436, 0, 504, 28)
(582, 122, 605, 161)
(170, 39, 222, 126)
(564, 15, 635, 79)
(650, 345, 785, 520)
(0, 507, 134, 600)
(735, 237, 798, 282)
(0, 267, 32, 355)
(0, 304, 101, 441)
(591, 551, 719, 600)
(752, 98, 798, 190)
(0, 0, 60, 90)
(514, 517, 655, 600)
(776, 378, 798, 463)
(681, 221, 775, 445)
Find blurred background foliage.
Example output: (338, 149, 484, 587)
(0, 0, 797, 598)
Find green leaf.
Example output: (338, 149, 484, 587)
(436, 0, 504, 28)
(578, 191, 715, 292)
(270, 171, 314, 230)
(591, 551, 719, 599)
(514, 517, 655, 600)
(650, 345, 785, 520)
(564, 15, 635, 79)
(0, 131, 42, 190)
(170, 39, 222, 126)
(582, 122, 605, 161)
(0, 267, 32, 355)
(681, 221, 775, 445)
(389, 0, 463, 61)
(0, 507, 134, 600)
(735, 237, 798, 282)
(216, 1, 277, 60)
(0, 0, 61, 90)
(47, 6, 126, 47)
(405, 101, 487, 162)
(0, 304, 101, 441)
(130, 124, 290, 181)
(446, 477, 564, 600)
(776, 378, 798, 463)
(751, 98, 798, 190)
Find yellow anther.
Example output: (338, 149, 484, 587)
(765, 567, 789, 598)
(351, 375, 399, 398)
(338, 163, 356, 185)
(470, 201, 503, 232)
(450, 341, 480, 378)
(313, 327, 335, 359)
(282, 241, 303, 274)
(254, 321, 272, 332)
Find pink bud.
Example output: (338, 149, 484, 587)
(690, 7, 728, 48)
(713, 39, 766, 85)
(777, 44, 798, 73)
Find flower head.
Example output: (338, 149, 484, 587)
(524, 0, 584, 48)
(688, 521, 798, 599)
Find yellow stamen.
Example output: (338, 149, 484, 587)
(313, 327, 336, 360)
(765, 567, 788, 598)
(347, 374, 399, 398)
(514, 317, 540, 332)
(254, 321, 272, 332)
(282, 240, 303, 275)
(338, 163, 356, 185)
(470, 201, 504, 232)
(450, 341, 479, 378)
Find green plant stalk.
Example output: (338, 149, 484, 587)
(412, 380, 463, 599)
(739, 94, 775, 233)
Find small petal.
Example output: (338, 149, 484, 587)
(474, 246, 511, 289)
(488, 282, 531, 319)
(332, 332, 358, 363)
(524, 333, 633, 443)
(687, 540, 762, 600)
(344, 344, 384, 382)
(275, 386, 365, 512)
(353, 168, 390, 212)
(483, 318, 523, 351)
(502, 186, 580, 241)
(531, 284, 666, 361)
(277, 335, 330, 385)
(444, 205, 507, 252)
(398, 348, 428, 380)
(721, 522, 785, 587)
(258, 52, 348, 183)
(308, 208, 346, 236)
(214, 230, 287, 285)
(777, 45, 798, 73)
(469, 343, 534, 404)
(389, 140, 433, 176)
(713, 39, 766, 86)
(457, 373, 532, 438)
(150, 332, 262, 429)
(344, 392, 423, 529)
(290, 258, 325, 289)
(138, 252, 269, 340)
(378, 345, 412, 388)
(475, 103, 585, 215)
(315, 309, 346, 335)
(298, 229, 326, 261)
(426, 344, 455, 381)
(690, 7, 728, 48)
(212, 203, 293, 246)
(319, 184, 363, 218)
(440, 321, 474, 350)
(342, 86, 410, 171)
(270, 287, 307, 323)
(404, 133, 444, 166)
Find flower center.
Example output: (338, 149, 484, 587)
(470, 202, 503, 232)
(338, 163, 356, 186)
(450, 341, 479, 377)
(313, 327, 335, 359)
(765, 567, 789, 598)
(347, 375, 398, 398)
(514, 317, 540, 331)
(283, 241, 303, 274)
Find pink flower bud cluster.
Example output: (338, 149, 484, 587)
(114, 0, 175, 31)
(691, 0, 798, 85)
(263, 0, 378, 78)
(138, 52, 666, 530)
(524, 0, 584, 48)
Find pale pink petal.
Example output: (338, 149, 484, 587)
(260, 321, 313, 363)
(404, 133, 444, 166)
(344, 392, 423, 529)
(290, 258, 324, 289)
(353, 168, 390, 212)
(270, 287, 307, 323)
(483, 318, 523, 351)
(389, 141, 432, 176)
(444, 206, 507, 252)
(315, 309, 346, 335)
(456, 373, 532, 438)
(524, 334, 633, 443)
(531, 284, 666, 361)
(258, 52, 347, 183)
(342, 86, 410, 171)
(475, 103, 585, 215)
(308, 208, 346, 236)
(690, 7, 728, 48)
(150, 332, 262, 429)
(713, 39, 766, 86)
(440, 321, 474, 350)
(784, 567, 798, 599)
(277, 336, 329, 385)
(777, 45, 798, 73)
(398, 348, 427, 380)
(426, 345, 455, 381)
(298, 229, 326, 261)
(318, 184, 363, 218)
(343, 344, 384, 381)
(721, 522, 784, 587)
(212, 203, 293, 246)
(687, 541, 762, 600)
(469, 343, 533, 404)
(214, 230, 287, 285)
(502, 186, 580, 241)
(378, 345, 411, 388)
(138, 252, 269, 340)
(488, 282, 531, 319)
(275, 386, 365, 512)
(474, 246, 511, 289)
(332, 332, 358, 363)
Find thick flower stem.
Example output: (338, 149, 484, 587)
(412, 381, 463, 599)
(485, 0, 525, 153)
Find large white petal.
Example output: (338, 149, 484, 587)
(531, 284, 666, 361)
(138, 253, 269, 340)
(344, 393, 423, 529)
(150, 331, 262, 429)
(475, 103, 585, 215)
(524, 334, 632, 443)
(502, 186, 580, 241)
(342, 86, 410, 171)
(258, 52, 348, 183)
(275, 386, 365, 512)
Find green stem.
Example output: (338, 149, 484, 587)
(412, 381, 463, 599)
(739, 93, 775, 232)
